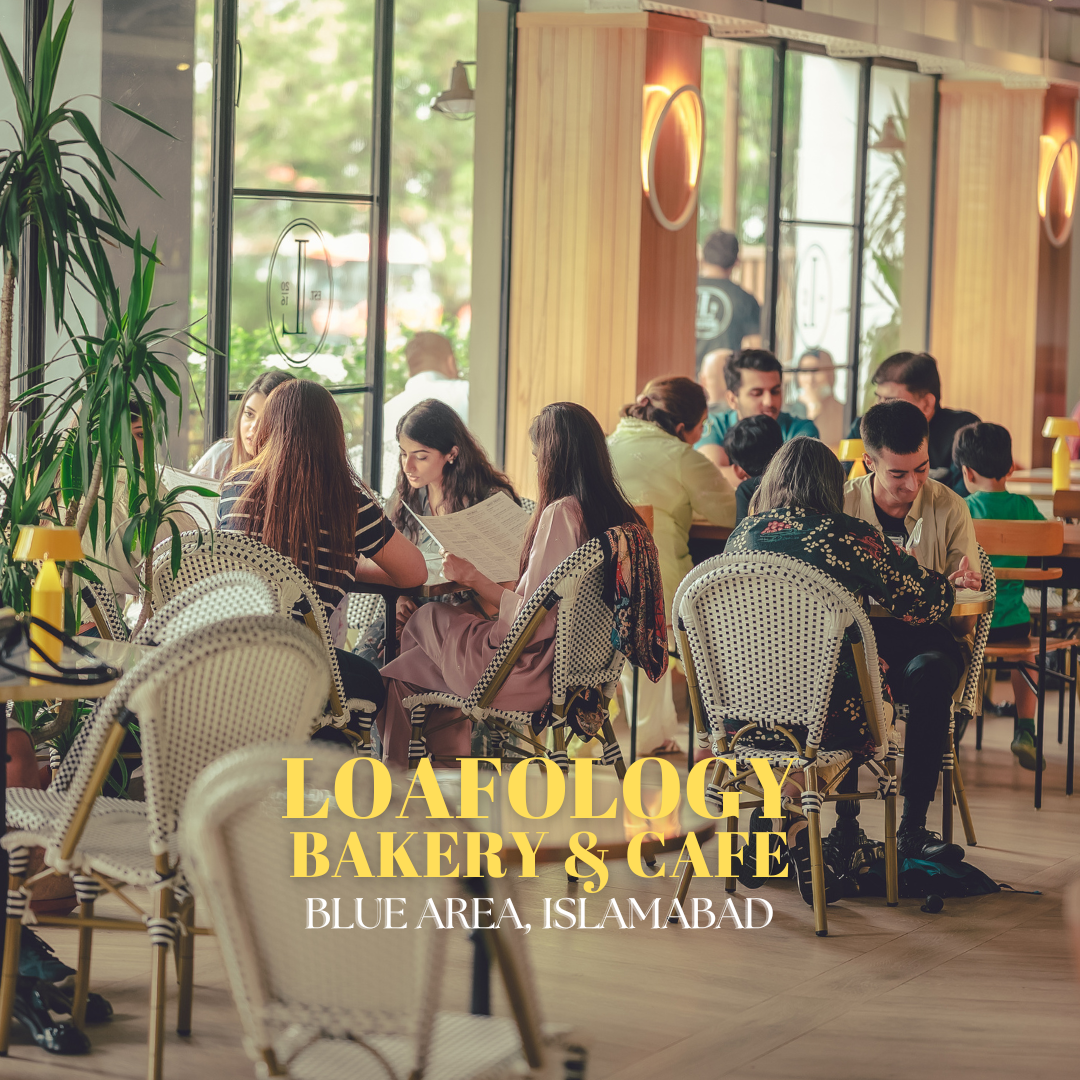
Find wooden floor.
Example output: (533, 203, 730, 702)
(6, 704, 1080, 1080)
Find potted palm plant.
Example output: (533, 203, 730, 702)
(0, 0, 210, 733)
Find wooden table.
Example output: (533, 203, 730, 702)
(867, 595, 994, 619)
(688, 522, 733, 543)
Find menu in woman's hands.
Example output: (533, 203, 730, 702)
(409, 492, 531, 583)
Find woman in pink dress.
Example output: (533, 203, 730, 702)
(378, 402, 644, 767)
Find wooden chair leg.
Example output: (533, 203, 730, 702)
(70, 892, 99, 1029)
(804, 770, 828, 937)
(952, 749, 977, 846)
(176, 899, 195, 1036)
(884, 758, 898, 907)
(146, 885, 174, 1080)
(940, 729, 955, 845)
(0, 848, 29, 1054)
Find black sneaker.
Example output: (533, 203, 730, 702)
(11, 977, 91, 1055)
(19, 928, 75, 983)
(788, 826, 844, 906)
(738, 807, 789, 888)
(822, 822, 872, 876)
(897, 824, 964, 866)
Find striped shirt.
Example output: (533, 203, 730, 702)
(217, 469, 396, 620)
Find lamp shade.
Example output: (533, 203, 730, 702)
(1043, 417, 1080, 439)
(431, 61, 475, 119)
(13, 525, 84, 563)
(837, 439, 865, 462)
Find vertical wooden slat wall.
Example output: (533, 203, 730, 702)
(930, 82, 1045, 466)
(506, 14, 647, 494)
(505, 13, 704, 495)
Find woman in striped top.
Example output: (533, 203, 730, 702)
(217, 380, 426, 713)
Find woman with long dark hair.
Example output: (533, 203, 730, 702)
(378, 402, 643, 767)
(357, 399, 520, 664)
(217, 380, 426, 709)
(193, 369, 295, 480)
(391, 398, 519, 540)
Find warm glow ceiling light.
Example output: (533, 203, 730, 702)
(641, 83, 705, 232)
(1038, 134, 1078, 247)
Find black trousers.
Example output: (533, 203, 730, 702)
(871, 618, 963, 807)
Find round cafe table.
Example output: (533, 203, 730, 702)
(867, 595, 993, 619)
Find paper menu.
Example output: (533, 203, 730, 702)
(413, 492, 531, 583)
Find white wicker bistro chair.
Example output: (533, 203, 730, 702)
(402, 538, 628, 775)
(10, 571, 283, 839)
(179, 743, 586, 1080)
(0, 616, 331, 1078)
(133, 569, 278, 646)
(149, 529, 362, 733)
(670, 551, 899, 937)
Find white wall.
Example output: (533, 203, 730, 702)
(468, 0, 511, 463)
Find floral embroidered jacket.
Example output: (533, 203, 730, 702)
(723, 506, 954, 754)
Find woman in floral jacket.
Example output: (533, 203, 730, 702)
(721, 436, 954, 904)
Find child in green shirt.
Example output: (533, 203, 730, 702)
(954, 422, 1044, 770)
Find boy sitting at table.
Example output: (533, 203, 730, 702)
(724, 414, 784, 523)
(953, 422, 1045, 770)
(840, 400, 982, 868)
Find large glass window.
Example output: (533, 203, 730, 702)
(698, 44, 936, 445)
(776, 51, 862, 447)
(858, 65, 935, 413)
(696, 40, 774, 367)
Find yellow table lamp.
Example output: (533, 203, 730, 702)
(13, 526, 84, 665)
(838, 438, 867, 478)
(1042, 417, 1080, 492)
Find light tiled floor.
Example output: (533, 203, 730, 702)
(5, 705, 1080, 1080)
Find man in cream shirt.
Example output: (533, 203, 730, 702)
(837, 399, 982, 868)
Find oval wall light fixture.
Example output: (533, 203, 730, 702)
(1038, 134, 1078, 248)
(641, 83, 705, 232)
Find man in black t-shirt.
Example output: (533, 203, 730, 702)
(844, 352, 978, 495)
(696, 230, 762, 370)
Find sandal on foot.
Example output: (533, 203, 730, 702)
(11, 978, 91, 1055)
(787, 827, 844, 907)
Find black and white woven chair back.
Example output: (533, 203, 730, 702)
(56, 617, 331, 862)
(133, 571, 278, 646)
(461, 538, 621, 714)
(180, 744, 543, 1078)
(520, 496, 537, 514)
(82, 580, 131, 641)
(679, 551, 887, 758)
(959, 545, 996, 716)
(150, 530, 347, 718)
(551, 541, 624, 707)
